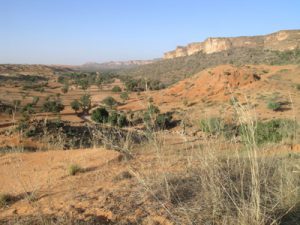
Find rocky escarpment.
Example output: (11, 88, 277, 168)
(164, 29, 300, 59)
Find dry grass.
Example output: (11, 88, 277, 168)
(1, 93, 300, 225)
(130, 99, 300, 225)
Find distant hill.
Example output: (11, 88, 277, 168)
(118, 47, 300, 85)
(80, 60, 158, 72)
(164, 29, 300, 59)
(0, 64, 74, 75)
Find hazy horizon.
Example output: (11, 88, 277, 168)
(1, 0, 300, 65)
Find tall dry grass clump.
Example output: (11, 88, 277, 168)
(133, 98, 300, 225)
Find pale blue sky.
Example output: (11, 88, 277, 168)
(0, 0, 299, 65)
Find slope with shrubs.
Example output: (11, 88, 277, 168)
(118, 48, 300, 85)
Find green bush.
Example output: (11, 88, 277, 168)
(21, 103, 35, 114)
(102, 96, 118, 108)
(200, 118, 224, 135)
(240, 119, 296, 145)
(108, 112, 128, 127)
(70, 99, 80, 113)
(124, 78, 165, 92)
(108, 111, 118, 126)
(42, 100, 64, 113)
(296, 84, 300, 90)
(120, 92, 129, 102)
(155, 113, 172, 129)
(117, 114, 128, 127)
(25, 127, 38, 138)
(143, 105, 160, 123)
(80, 94, 91, 114)
(91, 107, 109, 123)
(112, 85, 122, 92)
(267, 101, 281, 111)
(77, 79, 89, 90)
(143, 105, 173, 129)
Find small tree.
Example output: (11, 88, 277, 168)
(96, 75, 104, 89)
(102, 96, 118, 108)
(112, 85, 122, 92)
(78, 79, 89, 90)
(71, 99, 80, 114)
(61, 83, 69, 94)
(120, 92, 129, 102)
(42, 100, 64, 113)
(91, 107, 109, 123)
(80, 94, 91, 115)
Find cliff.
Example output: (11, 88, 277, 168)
(164, 30, 300, 59)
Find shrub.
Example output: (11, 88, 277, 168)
(70, 99, 80, 114)
(68, 164, 82, 176)
(125, 78, 165, 92)
(16, 114, 30, 131)
(144, 105, 162, 128)
(57, 76, 66, 84)
(108, 112, 128, 127)
(42, 100, 64, 113)
(25, 127, 38, 138)
(91, 107, 109, 123)
(297, 84, 300, 90)
(112, 85, 122, 92)
(61, 84, 69, 94)
(125, 79, 140, 92)
(80, 94, 91, 114)
(267, 101, 281, 111)
(0, 193, 14, 207)
(102, 96, 118, 108)
(144, 105, 160, 122)
(120, 92, 129, 102)
(200, 118, 224, 135)
(240, 119, 297, 145)
(155, 113, 173, 129)
(108, 111, 118, 126)
(21, 103, 35, 114)
(117, 114, 128, 127)
(77, 79, 89, 90)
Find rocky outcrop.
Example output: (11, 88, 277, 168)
(164, 30, 300, 59)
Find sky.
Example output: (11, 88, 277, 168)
(0, 0, 299, 65)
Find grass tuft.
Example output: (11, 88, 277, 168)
(67, 164, 82, 176)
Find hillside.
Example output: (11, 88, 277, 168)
(118, 47, 300, 85)
(1, 63, 300, 225)
(164, 29, 300, 59)
(0, 64, 74, 75)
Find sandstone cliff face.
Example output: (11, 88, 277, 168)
(164, 30, 300, 59)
